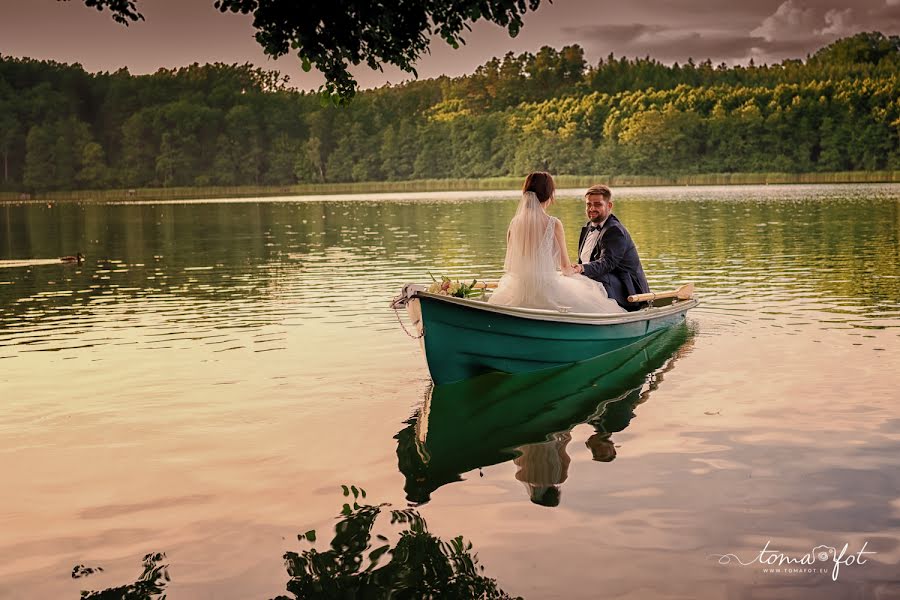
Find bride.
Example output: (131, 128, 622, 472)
(488, 172, 624, 313)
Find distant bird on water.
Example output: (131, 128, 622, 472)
(60, 253, 84, 264)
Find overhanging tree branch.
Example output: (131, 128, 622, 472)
(72, 0, 546, 101)
(60, 0, 143, 25)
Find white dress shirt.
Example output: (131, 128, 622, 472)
(579, 217, 608, 264)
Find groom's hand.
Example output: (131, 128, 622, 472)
(572, 264, 584, 274)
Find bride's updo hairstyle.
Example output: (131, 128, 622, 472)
(522, 171, 555, 203)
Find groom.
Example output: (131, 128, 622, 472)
(572, 184, 650, 311)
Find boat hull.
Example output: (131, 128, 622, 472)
(409, 292, 697, 385)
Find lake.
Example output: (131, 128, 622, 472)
(1, 184, 898, 599)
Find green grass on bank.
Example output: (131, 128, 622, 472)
(2, 171, 899, 202)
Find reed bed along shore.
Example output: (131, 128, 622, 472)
(3, 171, 898, 203)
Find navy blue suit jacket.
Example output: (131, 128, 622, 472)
(577, 214, 650, 311)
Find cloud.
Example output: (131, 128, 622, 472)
(561, 24, 667, 45)
(752, 0, 900, 41)
(564, 25, 819, 63)
(819, 8, 854, 36)
(563, 0, 900, 66)
(751, 0, 820, 41)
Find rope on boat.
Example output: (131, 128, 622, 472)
(390, 283, 425, 339)
(393, 304, 424, 339)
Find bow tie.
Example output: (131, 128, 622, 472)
(588, 225, 602, 233)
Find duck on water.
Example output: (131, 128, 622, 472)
(59, 253, 84, 264)
(0, 253, 84, 268)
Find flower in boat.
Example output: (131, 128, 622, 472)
(427, 273, 483, 298)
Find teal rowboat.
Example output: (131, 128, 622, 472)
(395, 285, 698, 385)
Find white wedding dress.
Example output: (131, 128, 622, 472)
(488, 193, 625, 313)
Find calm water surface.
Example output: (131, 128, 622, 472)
(1, 184, 899, 599)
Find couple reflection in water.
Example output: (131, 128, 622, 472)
(514, 385, 639, 506)
(396, 322, 694, 507)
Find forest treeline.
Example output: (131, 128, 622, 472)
(1, 31, 898, 192)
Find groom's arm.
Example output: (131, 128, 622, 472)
(582, 227, 627, 280)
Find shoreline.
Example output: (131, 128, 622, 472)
(2, 171, 898, 203)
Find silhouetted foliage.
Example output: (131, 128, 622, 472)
(72, 565, 105, 579)
(61, 0, 143, 25)
(272, 485, 518, 599)
(77, 552, 169, 599)
(69, 490, 517, 600)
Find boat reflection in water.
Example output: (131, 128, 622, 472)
(396, 323, 695, 505)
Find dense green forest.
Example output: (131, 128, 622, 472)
(1, 31, 898, 192)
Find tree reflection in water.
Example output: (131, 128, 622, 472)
(74, 488, 519, 600)
(75, 553, 169, 599)
(274, 485, 518, 599)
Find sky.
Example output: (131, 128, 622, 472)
(2, 0, 899, 90)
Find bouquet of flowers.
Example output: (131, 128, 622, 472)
(426, 273, 484, 298)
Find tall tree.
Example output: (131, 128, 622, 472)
(264, 134, 299, 185)
(23, 125, 55, 192)
(155, 132, 195, 187)
(120, 109, 158, 187)
(0, 108, 21, 185)
(77, 142, 112, 188)
(213, 104, 263, 184)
